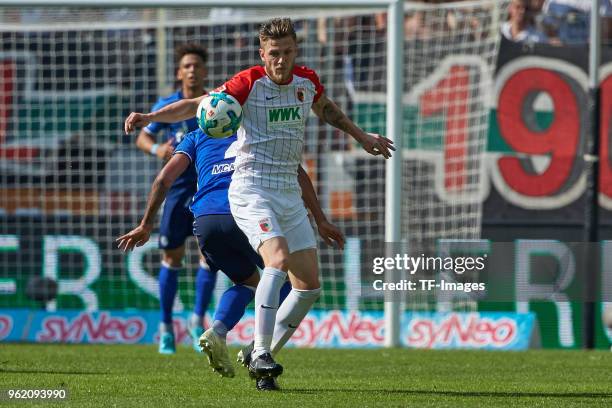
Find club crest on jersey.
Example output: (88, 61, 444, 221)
(258, 218, 272, 233)
(296, 87, 305, 102)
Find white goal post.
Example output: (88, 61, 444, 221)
(0, 0, 505, 348)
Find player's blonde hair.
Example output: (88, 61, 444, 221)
(259, 17, 297, 45)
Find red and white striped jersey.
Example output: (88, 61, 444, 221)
(216, 65, 324, 190)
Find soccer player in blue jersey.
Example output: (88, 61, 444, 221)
(117, 128, 344, 389)
(134, 43, 216, 354)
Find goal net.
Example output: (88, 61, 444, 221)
(0, 1, 505, 314)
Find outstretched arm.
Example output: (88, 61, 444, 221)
(311, 93, 395, 159)
(297, 165, 345, 249)
(116, 154, 191, 251)
(124, 95, 206, 134)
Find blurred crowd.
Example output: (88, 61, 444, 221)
(405, 0, 612, 45)
(5, 1, 612, 47)
(1, 1, 608, 104)
(502, 0, 612, 45)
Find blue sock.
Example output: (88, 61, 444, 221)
(194, 264, 217, 320)
(214, 285, 255, 333)
(159, 264, 180, 325)
(279, 281, 291, 305)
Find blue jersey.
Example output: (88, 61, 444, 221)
(175, 129, 236, 217)
(144, 90, 199, 193)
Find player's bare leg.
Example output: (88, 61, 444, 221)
(162, 247, 185, 268)
(286, 249, 319, 289)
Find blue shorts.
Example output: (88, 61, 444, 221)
(193, 214, 262, 284)
(158, 188, 195, 250)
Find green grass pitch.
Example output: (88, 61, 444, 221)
(1, 344, 611, 407)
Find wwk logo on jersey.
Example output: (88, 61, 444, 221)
(267, 106, 304, 130)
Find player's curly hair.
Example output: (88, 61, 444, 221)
(259, 17, 297, 44)
(175, 43, 208, 67)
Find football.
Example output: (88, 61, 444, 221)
(196, 92, 242, 138)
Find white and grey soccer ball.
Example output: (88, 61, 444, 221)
(196, 92, 242, 139)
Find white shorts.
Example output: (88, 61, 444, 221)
(228, 182, 317, 254)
